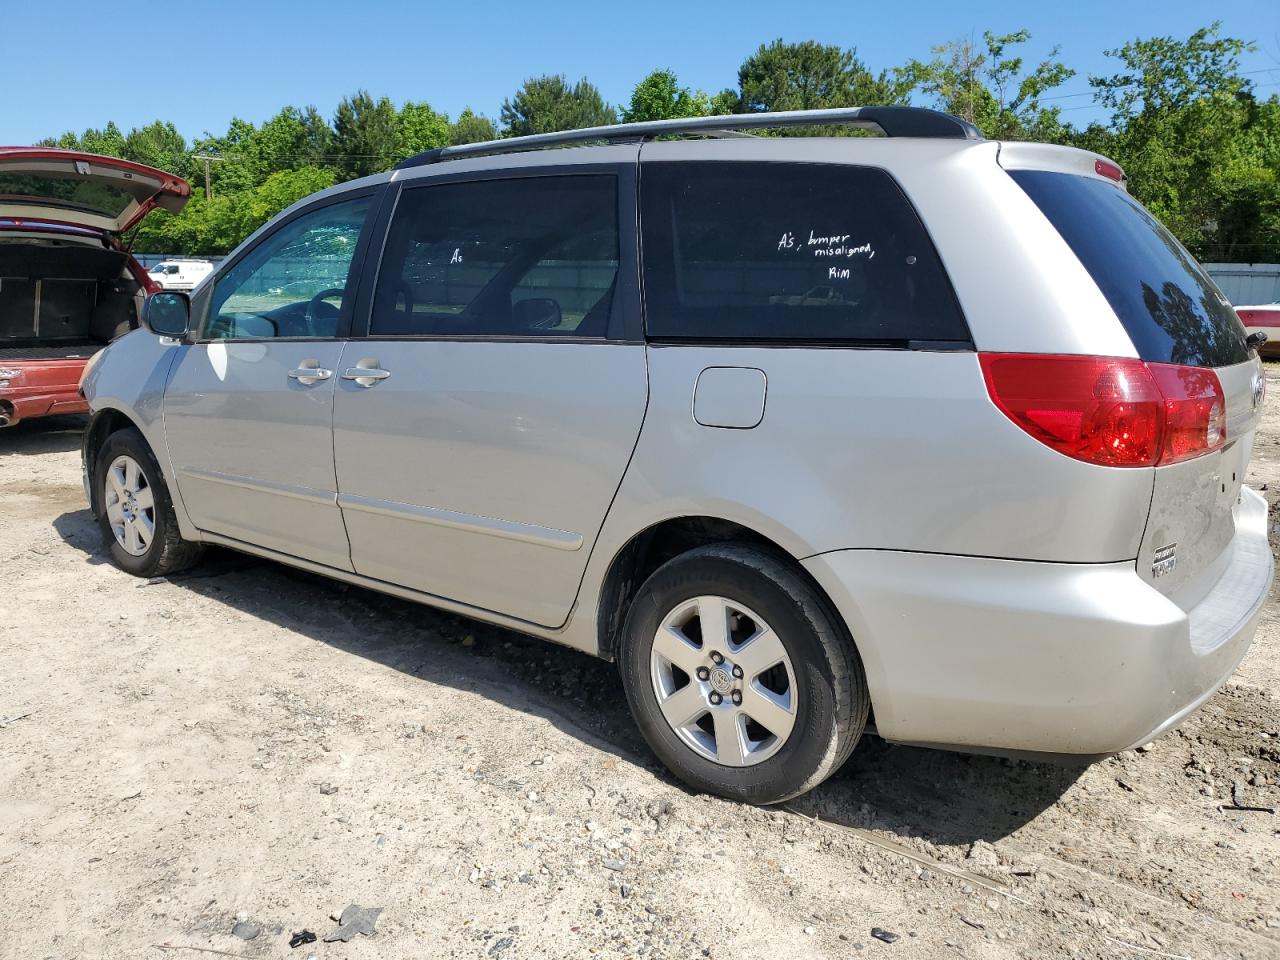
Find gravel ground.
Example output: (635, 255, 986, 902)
(2, 372, 1279, 960)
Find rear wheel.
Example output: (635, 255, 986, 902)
(96, 428, 203, 577)
(618, 543, 868, 805)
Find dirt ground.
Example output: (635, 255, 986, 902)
(2, 378, 1279, 960)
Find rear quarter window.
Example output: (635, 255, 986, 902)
(1009, 170, 1249, 368)
(640, 161, 969, 345)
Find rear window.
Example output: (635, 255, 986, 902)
(0, 172, 139, 220)
(1010, 170, 1248, 368)
(640, 161, 969, 344)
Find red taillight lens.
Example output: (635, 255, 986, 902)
(1146, 362, 1226, 463)
(980, 354, 1225, 468)
(1094, 158, 1126, 182)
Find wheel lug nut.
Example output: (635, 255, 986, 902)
(710, 651, 724, 665)
(731, 690, 742, 705)
(709, 692, 723, 705)
(731, 664, 743, 678)
(696, 666, 710, 681)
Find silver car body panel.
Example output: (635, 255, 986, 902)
(1135, 356, 1264, 605)
(79, 329, 192, 530)
(603, 344, 1155, 562)
(80, 132, 1274, 759)
(331, 339, 648, 627)
(803, 486, 1270, 753)
(162, 340, 353, 571)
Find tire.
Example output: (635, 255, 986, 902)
(95, 427, 203, 577)
(618, 542, 869, 805)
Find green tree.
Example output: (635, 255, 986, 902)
(397, 101, 451, 156)
(191, 118, 262, 196)
(1091, 22, 1253, 122)
(42, 122, 128, 157)
(237, 166, 338, 237)
(736, 39, 903, 114)
(1087, 23, 1278, 260)
(622, 69, 712, 122)
(901, 30, 1074, 139)
(254, 106, 333, 175)
(449, 108, 497, 145)
(122, 121, 191, 179)
(500, 75, 617, 136)
(708, 89, 740, 115)
(333, 91, 400, 178)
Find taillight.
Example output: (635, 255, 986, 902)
(981, 354, 1225, 468)
(1094, 158, 1126, 183)
(1146, 362, 1226, 463)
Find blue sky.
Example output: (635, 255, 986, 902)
(4, 0, 1277, 144)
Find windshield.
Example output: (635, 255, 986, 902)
(1010, 170, 1248, 368)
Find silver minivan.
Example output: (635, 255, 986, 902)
(81, 107, 1273, 804)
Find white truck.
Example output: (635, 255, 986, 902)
(147, 259, 213, 291)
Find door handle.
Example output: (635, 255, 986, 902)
(341, 365, 392, 387)
(288, 364, 333, 384)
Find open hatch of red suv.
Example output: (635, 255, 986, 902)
(0, 148, 190, 427)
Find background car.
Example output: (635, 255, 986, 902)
(0, 148, 189, 428)
(1235, 303, 1280, 357)
(148, 258, 214, 292)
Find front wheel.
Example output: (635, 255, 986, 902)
(618, 543, 869, 805)
(96, 427, 203, 577)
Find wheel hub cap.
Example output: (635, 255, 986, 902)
(709, 666, 734, 695)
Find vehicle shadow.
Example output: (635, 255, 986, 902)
(0, 415, 87, 456)
(791, 737, 1087, 848)
(52, 505, 1084, 845)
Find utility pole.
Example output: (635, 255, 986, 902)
(191, 153, 225, 200)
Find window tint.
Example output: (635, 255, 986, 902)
(1010, 170, 1248, 368)
(206, 195, 370, 340)
(370, 176, 618, 338)
(640, 161, 968, 343)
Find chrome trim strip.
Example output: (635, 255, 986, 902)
(337, 493, 583, 551)
(178, 468, 336, 506)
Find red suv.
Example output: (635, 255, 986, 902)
(0, 148, 190, 428)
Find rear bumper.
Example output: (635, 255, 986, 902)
(803, 486, 1273, 756)
(0, 387, 89, 426)
(0, 359, 91, 426)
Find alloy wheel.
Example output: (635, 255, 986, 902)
(103, 454, 155, 557)
(649, 595, 797, 766)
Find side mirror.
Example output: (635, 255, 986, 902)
(513, 297, 562, 330)
(144, 291, 191, 337)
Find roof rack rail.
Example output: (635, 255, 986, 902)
(395, 106, 982, 170)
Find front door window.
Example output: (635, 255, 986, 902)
(205, 196, 370, 340)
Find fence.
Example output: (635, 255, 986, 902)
(1203, 264, 1280, 307)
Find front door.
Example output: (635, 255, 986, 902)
(332, 170, 648, 627)
(164, 193, 374, 570)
